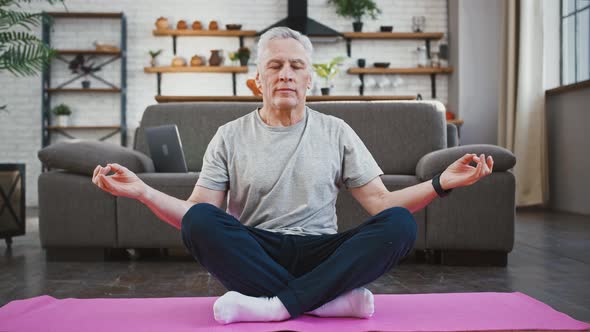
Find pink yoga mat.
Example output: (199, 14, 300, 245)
(0, 292, 589, 332)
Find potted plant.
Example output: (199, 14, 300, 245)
(149, 49, 163, 67)
(328, 0, 382, 32)
(68, 54, 101, 88)
(312, 56, 347, 96)
(236, 47, 250, 66)
(51, 104, 72, 127)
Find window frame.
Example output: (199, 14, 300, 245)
(560, 0, 590, 85)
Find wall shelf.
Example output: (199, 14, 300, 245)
(45, 88, 121, 93)
(154, 95, 417, 103)
(45, 12, 123, 19)
(152, 28, 255, 54)
(348, 67, 453, 75)
(48, 125, 121, 130)
(56, 49, 121, 55)
(342, 32, 444, 40)
(144, 66, 247, 73)
(47, 126, 122, 141)
(153, 29, 257, 37)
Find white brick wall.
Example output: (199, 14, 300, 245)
(0, 0, 448, 206)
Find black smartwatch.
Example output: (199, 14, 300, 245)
(432, 173, 453, 198)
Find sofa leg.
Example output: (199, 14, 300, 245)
(435, 250, 508, 267)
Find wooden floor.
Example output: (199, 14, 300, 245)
(1, 207, 589, 323)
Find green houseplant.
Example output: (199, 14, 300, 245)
(236, 47, 250, 66)
(328, 0, 381, 32)
(0, 0, 66, 112)
(148, 49, 162, 67)
(51, 103, 71, 127)
(312, 56, 346, 96)
(229, 47, 250, 66)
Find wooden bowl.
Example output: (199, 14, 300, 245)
(373, 62, 390, 68)
(225, 24, 242, 30)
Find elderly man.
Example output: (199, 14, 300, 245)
(92, 27, 493, 324)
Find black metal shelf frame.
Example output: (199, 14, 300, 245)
(41, 12, 128, 147)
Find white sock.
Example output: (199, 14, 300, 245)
(213, 291, 291, 324)
(306, 288, 375, 318)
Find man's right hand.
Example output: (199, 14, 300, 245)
(92, 163, 147, 200)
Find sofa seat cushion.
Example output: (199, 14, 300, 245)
(116, 172, 202, 248)
(38, 171, 117, 247)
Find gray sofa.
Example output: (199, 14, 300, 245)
(38, 101, 516, 265)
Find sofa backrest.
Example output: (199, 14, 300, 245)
(135, 101, 447, 174)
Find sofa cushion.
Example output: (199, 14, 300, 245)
(310, 101, 447, 175)
(38, 140, 155, 176)
(116, 172, 203, 248)
(135, 101, 447, 175)
(38, 171, 117, 247)
(415, 144, 517, 180)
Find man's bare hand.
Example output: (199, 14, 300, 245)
(440, 153, 494, 190)
(92, 163, 147, 200)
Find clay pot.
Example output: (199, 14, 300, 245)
(155, 17, 169, 30)
(208, 49, 223, 66)
(192, 20, 202, 30)
(208, 20, 218, 30)
(177, 20, 188, 30)
(171, 56, 187, 67)
(190, 55, 204, 66)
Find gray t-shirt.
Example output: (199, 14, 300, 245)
(196, 106, 383, 235)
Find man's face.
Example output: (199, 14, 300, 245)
(256, 38, 312, 110)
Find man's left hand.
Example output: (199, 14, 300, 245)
(440, 153, 493, 190)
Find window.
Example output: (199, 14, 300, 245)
(561, 0, 589, 85)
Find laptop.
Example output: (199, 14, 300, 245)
(144, 124, 188, 173)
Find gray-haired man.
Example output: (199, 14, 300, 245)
(92, 27, 494, 324)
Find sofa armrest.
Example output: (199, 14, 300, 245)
(446, 123, 459, 147)
(38, 139, 155, 176)
(415, 144, 516, 180)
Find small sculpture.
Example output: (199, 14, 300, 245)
(171, 56, 187, 67)
(208, 49, 223, 66)
(208, 20, 219, 30)
(177, 20, 188, 30)
(190, 55, 204, 66)
(155, 17, 169, 30)
(192, 20, 202, 30)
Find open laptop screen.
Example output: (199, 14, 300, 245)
(144, 124, 188, 173)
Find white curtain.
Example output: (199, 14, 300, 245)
(498, 0, 549, 207)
